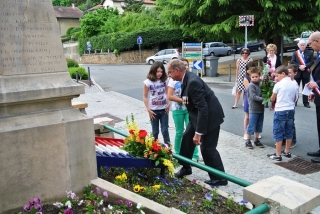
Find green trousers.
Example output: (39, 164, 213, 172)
(172, 109, 199, 160)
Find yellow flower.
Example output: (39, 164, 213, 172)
(140, 186, 145, 192)
(152, 184, 161, 191)
(115, 175, 122, 180)
(163, 159, 174, 174)
(133, 185, 141, 192)
(121, 173, 127, 180)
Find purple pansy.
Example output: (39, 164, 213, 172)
(33, 197, 41, 204)
(124, 200, 132, 207)
(34, 203, 42, 211)
(23, 204, 31, 212)
(63, 208, 74, 214)
(103, 191, 108, 198)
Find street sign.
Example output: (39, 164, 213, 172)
(86, 41, 91, 51)
(239, 15, 254, 26)
(137, 36, 143, 45)
(182, 42, 202, 60)
(193, 60, 202, 69)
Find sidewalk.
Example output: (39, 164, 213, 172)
(73, 80, 320, 213)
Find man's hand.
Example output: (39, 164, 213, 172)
(309, 94, 315, 102)
(299, 65, 306, 71)
(193, 134, 201, 146)
(165, 104, 170, 114)
(307, 82, 318, 89)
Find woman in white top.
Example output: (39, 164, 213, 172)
(143, 61, 171, 144)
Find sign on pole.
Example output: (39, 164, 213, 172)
(182, 42, 203, 76)
(193, 60, 202, 69)
(137, 36, 143, 62)
(86, 41, 91, 54)
(239, 15, 254, 48)
(137, 36, 143, 45)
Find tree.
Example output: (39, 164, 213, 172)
(156, 0, 320, 49)
(121, 0, 144, 13)
(51, 0, 71, 6)
(80, 8, 120, 37)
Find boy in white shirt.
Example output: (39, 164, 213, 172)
(268, 65, 298, 161)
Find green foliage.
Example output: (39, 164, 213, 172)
(156, 0, 320, 43)
(79, 27, 184, 54)
(66, 58, 79, 67)
(68, 66, 88, 80)
(52, 0, 71, 6)
(80, 8, 120, 37)
(121, 0, 144, 12)
(66, 27, 75, 35)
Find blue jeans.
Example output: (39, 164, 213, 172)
(150, 109, 170, 144)
(246, 113, 264, 135)
(273, 110, 294, 142)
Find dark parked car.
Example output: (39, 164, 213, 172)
(235, 41, 265, 53)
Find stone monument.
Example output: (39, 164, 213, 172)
(0, 1, 97, 212)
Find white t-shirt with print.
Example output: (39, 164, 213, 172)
(273, 77, 298, 111)
(143, 79, 168, 110)
(168, 78, 187, 111)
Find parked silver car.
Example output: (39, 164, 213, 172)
(146, 49, 181, 65)
(203, 42, 233, 56)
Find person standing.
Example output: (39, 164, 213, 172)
(232, 48, 253, 109)
(245, 67, 265, 149)
(263, 44, 282, 108)
(167, 59, 227, 186)
(291, 39, 314, 108)
(306, 32, 320, 163)
(143, 61, 171, 144)
(267, 66, 298, 161)
(167, 58, 199, 161)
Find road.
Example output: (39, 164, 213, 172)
(81, 51, 318, 160)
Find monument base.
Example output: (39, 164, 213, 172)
(0, 108, 97, 212)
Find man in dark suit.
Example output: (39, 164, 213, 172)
(306, 32, 320, 163)
(167, 59, 227, 186)
(291, 39, 314, 108)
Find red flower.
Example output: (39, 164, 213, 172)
(152, 143, 161, 152)
(129, 129, 134, 134)
(139, 130, 147, 138)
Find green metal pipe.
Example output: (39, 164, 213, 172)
(104, 125, 129, 137)
(245, 203, 269, 214)
(173, 153, 252, 187)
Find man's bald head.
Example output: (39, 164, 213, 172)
(308, 32, 320, 52)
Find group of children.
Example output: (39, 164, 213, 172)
(244, 63, 299, 161)
(143, 58, 300, 162)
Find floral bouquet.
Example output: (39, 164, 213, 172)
(260, 59, 276, 109)
(121, 114, 175, 177)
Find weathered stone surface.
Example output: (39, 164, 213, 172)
(0, 1, 97, 212)
(79, 50, 155, 64)
(93, 117, 115, 137)
(243, 175, 320, 214)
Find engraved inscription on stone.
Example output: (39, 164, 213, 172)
(0, 0, 67, 75)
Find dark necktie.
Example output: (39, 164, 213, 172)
(317, 52, 320, 63)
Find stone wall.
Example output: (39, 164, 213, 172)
(79, 50, 155, 64)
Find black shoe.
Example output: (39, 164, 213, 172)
(304, 103, 311, 108)
(204, 179, 228, 186)
(245, 140, 253, 149)
(281, 150, 292, 158)
(174, 167, 192, 178)
(307, 150, 320, 157)
(254, 140, 264, 148)
(311, 157, 320, 163)
(265, 103, 269, 108)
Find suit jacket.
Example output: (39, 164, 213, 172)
(312, 60, 320, 106)
(181, 71, 224, 134)
(262, 56, 282, 68)
(291, 49, 314, 79)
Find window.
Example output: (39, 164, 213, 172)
(157, 50, 165, 56)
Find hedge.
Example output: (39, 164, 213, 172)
(68, 66, 88, 80)
(78, 27, 184, 55)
